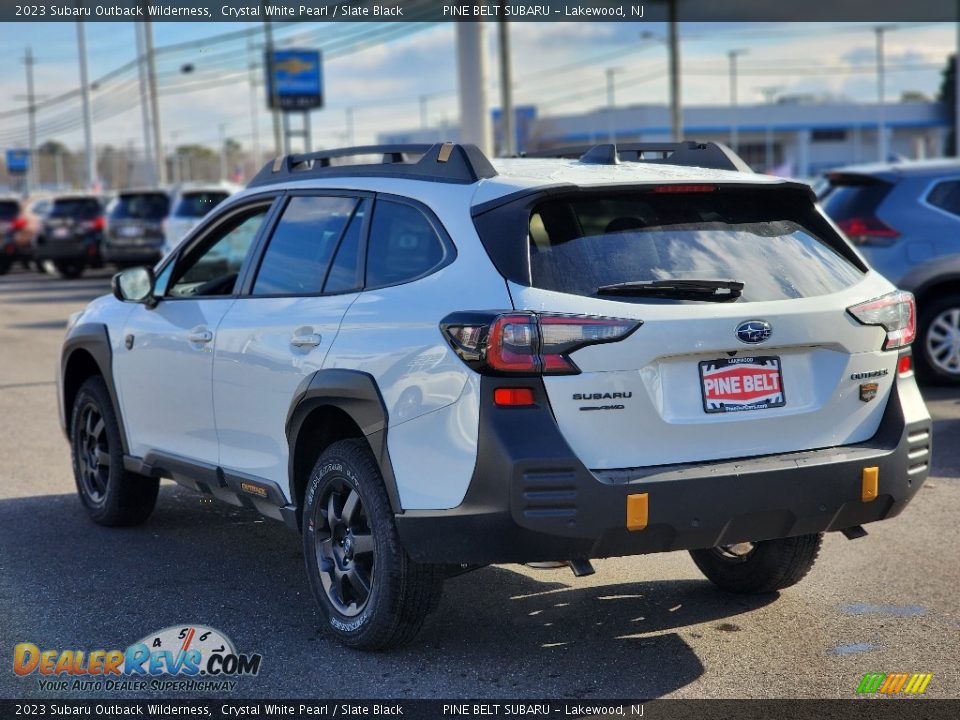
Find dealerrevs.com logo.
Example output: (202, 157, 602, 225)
(856, 672, 933, 695)
(13, 625, 262, 693)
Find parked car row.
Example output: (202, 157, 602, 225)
(0, 183, 236, 279)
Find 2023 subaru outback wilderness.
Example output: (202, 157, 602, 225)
(59, 142, 932, 650)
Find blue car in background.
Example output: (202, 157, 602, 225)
(821, 160, 960, 385)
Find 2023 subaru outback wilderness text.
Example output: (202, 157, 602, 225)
(58, 142, 932, 650)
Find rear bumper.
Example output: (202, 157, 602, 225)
(33, 236, 100, 262)
(101, 242, 162, 265)
(395, 372, 931, 564)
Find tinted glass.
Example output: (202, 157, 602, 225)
(366, 201, 445, 287)
(0, 201, 19, 220)
(323, 202, 366, 294)
(174, 191, 230, 218)
(110, 192, 170, 220)
(49, 198, 102, 219)
(927, 180, 960, 217)
(821, 179, 892, 222)
(168, 207, 268, 298)
(253, 196, 358, 296)
(528, 192, 864, 303)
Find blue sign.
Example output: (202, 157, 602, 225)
(6, 149, 29, 174)
(266, 49, 323, 111)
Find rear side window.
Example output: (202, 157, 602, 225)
(253, 195, 358, 296)
(110, 193, 169, 220)
(174, 191, 230, 219)
(0, 201, 19, 220)
(50, 198, 101, 219)
(526, 191, 864, 303)
(926, 180, 960, 217)
(366, 200, 447, 287)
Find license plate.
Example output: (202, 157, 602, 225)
(119, 226, 142, 238)
(53, 228, 70, 239)
(699, 356, 785, 414)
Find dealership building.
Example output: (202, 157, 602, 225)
(380, 99, 950, 177)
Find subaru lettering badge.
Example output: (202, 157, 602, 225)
(735, 320, 772, 344)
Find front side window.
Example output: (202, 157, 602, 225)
(167, 206, 269, 298)
(253, 195, 358, 296)
(365, 200, 447, 287)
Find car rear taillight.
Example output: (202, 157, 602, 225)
(80, 216, 105, 232)
(12, 217, 27, 231)
(847, 291, 916, 350)
(441, 311, 641, 376)
(837, 217, 899, 246)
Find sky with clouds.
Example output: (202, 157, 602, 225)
(0, 20, 955, 156)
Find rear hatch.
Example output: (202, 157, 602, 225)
(108, 191, 170, 245)
(474, 184, 902, 470)
(44, 197, 102, 241)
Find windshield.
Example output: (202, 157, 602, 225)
(174, 191, 230, 218)
(110, 193, 170, 221)
(526, 192, 864, 303)
(49, 198, 102, 219)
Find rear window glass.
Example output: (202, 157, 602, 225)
(821, 178, 892, 221)
(174, 191, 229, 218)
(50, 198, 102, 219)
(0, 201, 19, 220)
(110, 193, 170, 220)
(528, 192, 864, 303)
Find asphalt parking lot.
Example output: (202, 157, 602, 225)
(0, 266, 958, 700)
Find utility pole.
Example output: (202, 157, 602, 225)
(605, 67, 622, 144)
(728, 49, 748, 152)
(134, 24, 154, 185)
(21, 47, 37, 193)
(246, 32, 262, 171)
(143, 18, 166, 185)
(455, 22, 492, 155)
(76, 22, 97, 190)
(219, 123, 228, 182)
(497, 8, 516, 156)
(667, 0, 682, 141)
(262, 13, 283, 157)
(874, 25, 898, 162)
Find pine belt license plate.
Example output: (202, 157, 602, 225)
(699, 356, 786, 414)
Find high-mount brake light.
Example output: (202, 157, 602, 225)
(652, 184, 717, 193)
(847, 291, 916, 350)
(441, 312, 641, 376)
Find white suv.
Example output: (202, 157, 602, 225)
(58, 142, 932, 650)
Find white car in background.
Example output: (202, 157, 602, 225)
(162, 183, 238, 256)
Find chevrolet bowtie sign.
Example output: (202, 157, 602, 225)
(266, 49, 323, 111)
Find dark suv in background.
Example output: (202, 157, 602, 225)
(821, 159, 960, 384)
(31, 195, 105, 279)
(102, 189, 171, 267)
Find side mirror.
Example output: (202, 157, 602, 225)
(112, 266, 156, 306)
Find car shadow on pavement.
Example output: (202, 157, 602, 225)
(0, 484, 775, 700)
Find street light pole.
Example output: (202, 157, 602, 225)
(76, 22, 97, 190)
(727, 49, 747, 152)
(21, 47, 38, 193)
(606, 67, 622, 144)
(143, 18, 166, 185)
(262, 13, 283, 158)
(455, 22, 493, 155)
(497, 8, 516, 156)
(246, 33, 262, 171)
(667, 0, 682, 141)
(134, 23, 154, 185)
(874, 25, 898, 162)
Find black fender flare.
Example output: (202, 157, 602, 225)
(60, 322, 129, 454)
(285, 369, 402, 515)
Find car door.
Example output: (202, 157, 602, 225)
(212, 193, 367, 491)
(114, 198, 276, 465)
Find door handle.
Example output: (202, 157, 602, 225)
(291, 332, 322, 349)
(188, 328, 214, 344)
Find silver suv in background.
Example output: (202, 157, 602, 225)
(162, 183, 237, 256)
(102, 189, 171, 268)
(821, 160, 960, 384)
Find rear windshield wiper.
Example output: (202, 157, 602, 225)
(597, 279, 744, 302)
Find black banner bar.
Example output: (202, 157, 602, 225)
(1, 700, 959, 720)
(3, 0, 959, 23)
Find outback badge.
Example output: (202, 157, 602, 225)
(860, 382, 879, 403)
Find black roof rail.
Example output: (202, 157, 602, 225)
(247, 142, 498, 188)
(523, 141, 753, 173)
